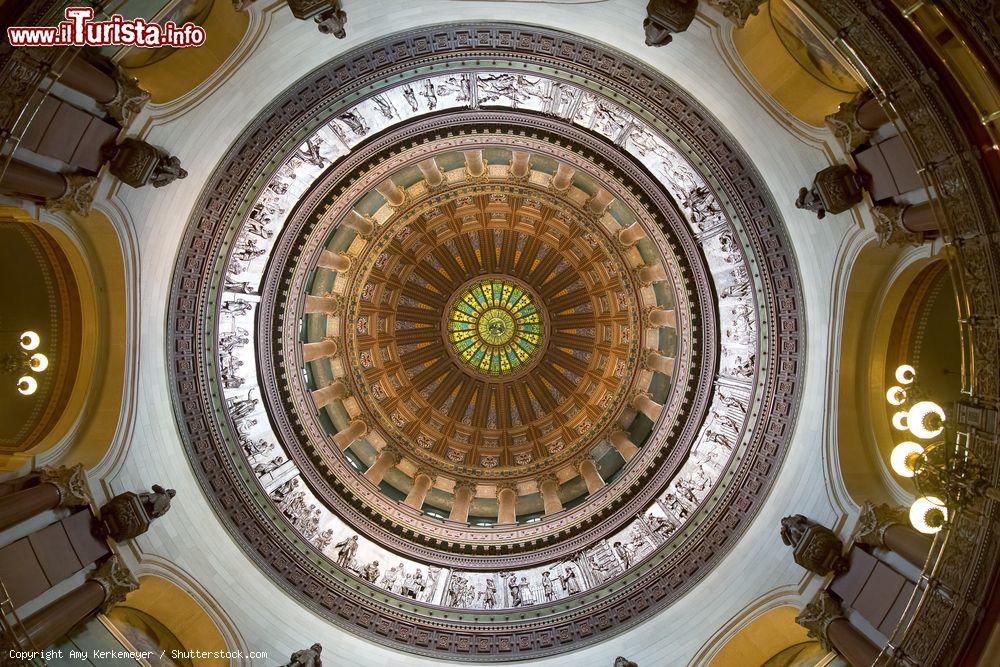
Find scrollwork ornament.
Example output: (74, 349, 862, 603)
(47, 174, 99, 216)
(854, 501, 910, 549)
(795, 590, 843, 652)
(104, 66, 150, 127)
(871, 204, 921, 247)
(38, 463, 90, 507)
(87, 556, 139, 612)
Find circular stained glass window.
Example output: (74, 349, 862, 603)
(448, 279, 544, 376)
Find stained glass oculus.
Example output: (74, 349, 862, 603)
(448, 279, 544, 376)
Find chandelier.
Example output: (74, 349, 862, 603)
(2, 331, 48, 396)
(885, 364, 998, 533)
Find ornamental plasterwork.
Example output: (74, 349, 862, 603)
(210, 71, 759, 609)
(169, 25, 805, 658)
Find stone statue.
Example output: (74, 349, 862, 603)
(139, 484, 176, 518)
(282, 643, 322, 667)
(150, 154, 187, 188)
(315, 5, 347, 38)
(795, 186, 827, 219)
(644, 0, 698, 46)
(333, 535, 358, 567)
(614, 658, 638, 667)
(108, 138, 186, 189)
(780, 515, 846, 576)
(98, 484, 175, 541)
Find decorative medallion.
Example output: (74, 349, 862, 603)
(448, 278, 544, 377)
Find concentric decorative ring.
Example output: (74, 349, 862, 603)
(167, 23, 804, 662)
(448, 278, 545, 378)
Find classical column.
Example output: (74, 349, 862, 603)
(638, 263, 668, 285)
(304, 294, 342, 314)
(609, 431, 639, 462)
(509, 151, 531, 179)
(376, 179, 405, 206)
(496, 484, 517, 524)
(312, 379, 349, 409)
(450, 482, 476, 523)
(538, 475, 563, 515)
(797, 591, 879, 667)
(550, 163, 575, 191)
(872, 202, 939, 247)
(855, 501, 932, 568)
(0, 161, 98, 217)
(644, 351, 675, 375)
(617, 222, 645, 246)
(855, 96, 889, 132)
(585, 188, 614, 215)
(646, 307, 676, 328)
(900, 201, 938, 234)
(317, 250, 352, 273)
(332, 419, 367, 451)
(302, 337, 338, 362)
(417, 158, 444, 187)
(343, 210, 374, 237)
(18, 556, 137, 651)
(58, 57, 149, 126)
(577, 459, 605, 494)
(404, 470, 434, 509)
(464, 150, 486, 178)
(59, 56, 118, 103)
(632, 393, 664, 420)
(364, 448, 400, 485)
(0, 465, 88, 531)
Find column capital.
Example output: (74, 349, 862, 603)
(105, 66, 151, 127)
(88, 556, 139, 613)
(536, 473, 559, 487)
(824, 90, 874, 153)
(854, 501, 909, 549)
(872, 204, 922, 248)
(414, 467, 437, 483)
(48, 174, 99, 216)
(704, 0, 765, 29)
(495, 481, 518, 496)
(38, 464, 90, 507)
(795, 590, 844, 653)
(453, 480, 477, 495)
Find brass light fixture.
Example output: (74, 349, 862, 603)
(2, 330, 48, 396)
(885, 364, 998, 534)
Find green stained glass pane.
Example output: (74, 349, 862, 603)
(448, 279, 544, 377)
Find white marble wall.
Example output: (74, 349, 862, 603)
(99, 1, 857, 664)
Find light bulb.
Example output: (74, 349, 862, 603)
(890, 441, 924, 477)
(886, 385, 907, 406)
(29, 353, 48, 372)
(895, 364, 916, 385)
(908, 401, 945, 439)
(910, 496, 947, 534)
(17, 376, 38, 395)
(892, 411, 909, 431)
(19, 331, 40, 350)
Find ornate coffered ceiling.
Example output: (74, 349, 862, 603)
(168, 23, 804, 661)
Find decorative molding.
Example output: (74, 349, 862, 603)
(166, 23, 804, 660)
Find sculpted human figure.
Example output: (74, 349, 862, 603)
(150, 154, 187, 188)
(780, 514, 812, 548)
(139, 484, 175, 518)
(559, 564, 580, 595)
(508, 574, 522, 606)
(541, 571, 556, 602)
(333, 535, 358, 567)
(282, 643, 322, 667)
